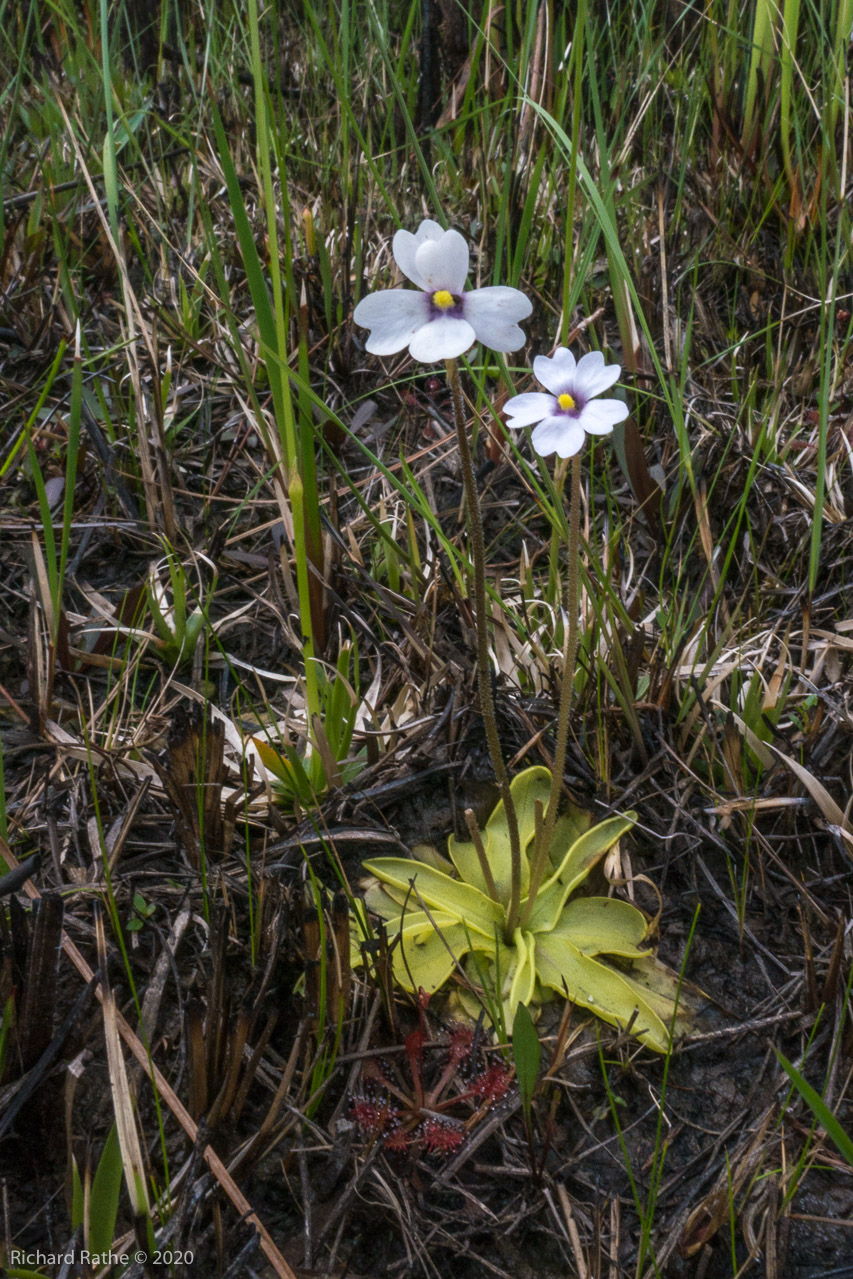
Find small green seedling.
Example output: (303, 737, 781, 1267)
(126, 892, 156, 933)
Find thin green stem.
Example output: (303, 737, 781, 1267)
(446, 358, 522, 936)
(521, 452, 581, 929)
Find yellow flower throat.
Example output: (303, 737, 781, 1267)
(432, 290, 454, 310)
(558, 392, 576, 411)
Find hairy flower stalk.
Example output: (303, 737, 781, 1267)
(353, 219, 531, 940)
(505, 347, 629, 922)
(446, 358, 523, 938)
(521, 454, 582, 927)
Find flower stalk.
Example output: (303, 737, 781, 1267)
(352, 219, 531, 942)
(446, 357, 523, 939)
(521, 452, 582, 928)
(464, 807, 499, 904)
(505, 344, 627, 924)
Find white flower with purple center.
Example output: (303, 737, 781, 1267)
(353, 219, 532, 364)
(504, 347, 629, 458)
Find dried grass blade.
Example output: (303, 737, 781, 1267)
(767, 743, 850, 832)
(95, 908, 151, 1228)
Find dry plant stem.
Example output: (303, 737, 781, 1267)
(445, 358, 522, 935)
(521, 453, 582, 929)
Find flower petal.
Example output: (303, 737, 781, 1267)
(533, 347, 576, 395)
(579, 398, 629, 434)
(414, 228, 470, 292)
(531, 416, 586, 458)
(573, 350, 622, 398)
(392, 219, 444, 288)
(462, 286, 532, 353)
(354, 289, 430, 355)
(503, 391, 556, 427)
(409, 315, 476, 362)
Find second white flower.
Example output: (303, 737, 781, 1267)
(505, 347, 629, 458)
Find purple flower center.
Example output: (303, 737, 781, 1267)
(555, 389, 585, 418)
(429, 290, 465, 320)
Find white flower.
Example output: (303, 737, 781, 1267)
(353, 219, 532, 363)
(504, 347, 629, 458)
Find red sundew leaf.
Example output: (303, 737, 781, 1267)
(350, 1096, 394, 1137)
(471, 1063, 512, 1102)
(420, 1118, 464, 1154)
(361, 1057, 391, 1087)
(406, 1028, 426, 1091)
(446, 1023, 474, 1064)
(384, 1125, 411, 1153)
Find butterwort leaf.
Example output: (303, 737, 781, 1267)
(549, 896, 651, 957)
(353, 768, 696, 1049)
(525, 813, 637, 932)
(362, 857, 503, 935)
(534, 932, 670, 1052)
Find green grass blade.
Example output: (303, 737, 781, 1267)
(88, 1121, 123, 1257)
(776, 1050, 853, 1167)
(511, 999, 540, 1126)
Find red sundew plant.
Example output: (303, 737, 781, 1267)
(470, 1062, 513, 1103)
(349, 1094, 397, 1138)
(349, 991, 513, 1156)
(420, 1117, 465, 1154)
